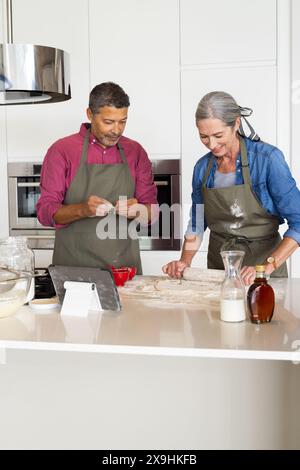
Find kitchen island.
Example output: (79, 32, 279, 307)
(0, 276, 300, 449)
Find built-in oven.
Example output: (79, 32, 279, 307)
(8, 162, 55, 249)
(138, 160, 181, 250)
(8, 160, 181, 251)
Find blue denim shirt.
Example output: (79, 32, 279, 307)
(185, 137, 300, 245)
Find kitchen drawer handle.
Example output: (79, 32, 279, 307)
(154, 181, 169, 186)
(17, 182, 40, 187)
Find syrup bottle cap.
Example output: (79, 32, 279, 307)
(255, 265, 265, 272)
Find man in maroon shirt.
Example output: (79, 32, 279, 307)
(37, 82, 157, 273)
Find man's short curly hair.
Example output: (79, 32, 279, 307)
(89, 82, 130, 113)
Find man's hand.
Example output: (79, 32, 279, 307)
(115, 198, 139, 219)
(53, 195, 113, 225)
(82, 195, 113, 217)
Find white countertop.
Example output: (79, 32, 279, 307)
(0, 276, 300, 361)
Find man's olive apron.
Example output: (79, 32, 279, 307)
(53, 129, 142, 274)
(202, 137, 287, 277)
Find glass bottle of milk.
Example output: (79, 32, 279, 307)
(220, 250, 246, 322)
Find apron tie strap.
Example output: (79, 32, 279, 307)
(216, 231, 279, 256)
(220, 234, 253, 256)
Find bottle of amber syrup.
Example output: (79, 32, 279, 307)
(247, 265, 275, 324)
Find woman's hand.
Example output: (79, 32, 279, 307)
(240, 266, 257, 285)
(241, 261, 276, 285)
(162, 260, 189, 279)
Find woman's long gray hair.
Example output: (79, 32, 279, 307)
(195, 91, 260, 141)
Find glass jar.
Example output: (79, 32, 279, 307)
(220, 250, 246, 322)
(0, 236, 35, 302)
(247, 265, 275, 324)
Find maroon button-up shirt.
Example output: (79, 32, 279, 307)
(36, 123, 158, 227)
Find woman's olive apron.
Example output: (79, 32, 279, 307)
(53, 129, 142, 274)
(202, 137, 287, 277)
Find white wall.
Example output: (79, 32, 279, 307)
(0, 0, 298, 275)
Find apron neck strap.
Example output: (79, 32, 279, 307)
(239, 136, 251, 185)
(202, 156, 214, 187)
(117, 141, 127, 163)
(81, 128, 91, 164)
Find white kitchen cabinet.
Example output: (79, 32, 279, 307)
(2, 279, 300, 449)
(89, 0, 180, 159)
(1, 349, 298, 449)
(5, 0, 90, 160)
(180, 0, 277, 66)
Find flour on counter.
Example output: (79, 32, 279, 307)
(118, 275, 222, 307)
(118, 274, 287, 308)
(182, 267, 224, 282)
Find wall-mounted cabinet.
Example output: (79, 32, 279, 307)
(89, 0, 181, 159)
(180, 0, 277, 66)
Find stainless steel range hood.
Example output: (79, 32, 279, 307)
(0, 0, 71, 105)
(0, 43, 71, 104)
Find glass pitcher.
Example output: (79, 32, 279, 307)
(220, 250, 246, 322)
(0, 236, 35, 302)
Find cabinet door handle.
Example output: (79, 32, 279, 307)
(17, 182, 40, 187)
(154, 181, 169, 186)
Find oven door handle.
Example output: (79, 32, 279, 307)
(17, 182, 40, 187)
(26, 235, 55, 239)
(154, 181, 169, 186)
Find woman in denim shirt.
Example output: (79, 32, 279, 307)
(163, 91, 300, 285)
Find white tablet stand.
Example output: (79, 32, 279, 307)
(60, 281, 102, 317)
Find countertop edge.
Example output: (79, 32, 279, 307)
(0, 340, 299, 362)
